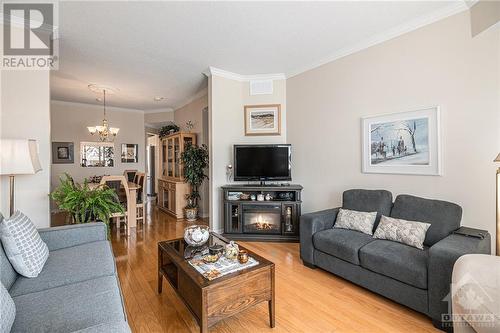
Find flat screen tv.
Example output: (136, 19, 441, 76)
(234, 144, 291, 181)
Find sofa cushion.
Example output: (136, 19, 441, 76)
(359, 240, 429, 289)
(0, 211, 49, 278)
(342, 189, 393, 229)
(0, 238, 18, 291)
(313, 228, 375, 265)
(334, 209, 377, 235)
(11, 276, 127, 333)
(1, 282, 16, 333)
(9, 241, 116, 297)
(373, 215, 431, 250)
(390, 194, 462, 247)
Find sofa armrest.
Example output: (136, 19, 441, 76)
(428, 229, 491, 323)
(299, 208, 340, 265)
(38, 222, 107, 251)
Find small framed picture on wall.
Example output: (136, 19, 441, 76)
(244, 104, 281, 136)
(52, 142, 74, 164)
(121, 144, 138, 163)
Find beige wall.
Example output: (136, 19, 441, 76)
(50, 101, 146, 190)
(174, 94, 207, 137)
(1, 70, 51, 227)
(144, 110, 174, 125)
(287, 12, 500, 250)
(470, 0, 500, 37)
(174, 94, 209, 216)
(209, 76, 287, 232)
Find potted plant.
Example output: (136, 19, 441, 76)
(50, 173, 125, 236)
(181, 144, 209, 222)
(159, 124, 180, 138)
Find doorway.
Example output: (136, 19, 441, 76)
(146, 133, 159, 196)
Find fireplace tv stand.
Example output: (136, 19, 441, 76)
(221, 184, 303, 242)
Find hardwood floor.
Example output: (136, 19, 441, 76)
(110, 204, 439, 333)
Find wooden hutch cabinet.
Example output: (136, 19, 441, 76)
(157, 132, 196, 219)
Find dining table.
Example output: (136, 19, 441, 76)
(88, 181, 141, 234)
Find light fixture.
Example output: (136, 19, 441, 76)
(0, 139, 42, 216)
(87, 85, 119, 142)
(154, 96, 165, 102)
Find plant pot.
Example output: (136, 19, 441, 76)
(185, 208, 198, 222)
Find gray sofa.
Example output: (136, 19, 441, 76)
(300, 189, 491, 331)
(0, 222, 131, 333)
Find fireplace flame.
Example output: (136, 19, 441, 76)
(255, 215, 273, 230)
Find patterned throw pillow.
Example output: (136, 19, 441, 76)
(373, 215, 431, 250)
(0, 211, 49, 278)
(0, 282, 15, 333)
(334, 208, 377, 235)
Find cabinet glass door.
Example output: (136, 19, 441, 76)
(162, 140, 167, 176)
(282, 204, 297, 234)
(174, 137, 180, 178)
(167, 138, 173, 177)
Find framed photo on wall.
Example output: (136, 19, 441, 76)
(361, 106, 441, 175)
(52, 142, 74, 164)
(121, 144, 138, 163)
(244, 104, 281, 136)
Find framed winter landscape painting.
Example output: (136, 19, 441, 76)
(362, 107, 441, 175)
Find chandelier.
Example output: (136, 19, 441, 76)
(87, 87, 119, 142)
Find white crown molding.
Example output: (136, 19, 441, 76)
(287, 1, 469, 78)
(464, 0, 480, 9)
(205, 67, 286, 82)
(51, 99, 145, 114)
(143, 107, 175, 114)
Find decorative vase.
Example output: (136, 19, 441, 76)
(185, 207, 198, 222)
(225, 241, 239, 260)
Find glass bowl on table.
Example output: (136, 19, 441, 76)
(184, 225, 210, 247)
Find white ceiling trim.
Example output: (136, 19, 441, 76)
(51, 99, 144, 114)
(287, 1, 469, 78)
(143, 108, 175, 114)
(206, 67, 286, 82)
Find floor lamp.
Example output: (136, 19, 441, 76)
(0, 139, 42, 216)
(496, 153, 500, 256)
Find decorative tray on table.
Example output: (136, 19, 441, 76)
(188, 249, 259, 281)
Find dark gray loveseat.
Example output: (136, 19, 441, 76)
(300, 189, 491, 330)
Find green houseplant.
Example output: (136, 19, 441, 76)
(50, 173, 124, 234)
(159, 124, 180, 138)
(181, 144, 209, 221)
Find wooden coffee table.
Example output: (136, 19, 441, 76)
(158, 233, 275, 332)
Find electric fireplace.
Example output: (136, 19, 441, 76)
(242, 205, 281, 234)
(222, 184, 302, 242)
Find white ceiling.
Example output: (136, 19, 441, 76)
(51, 1, 466, 111)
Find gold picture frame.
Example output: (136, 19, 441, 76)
(244, 104, 281, 136)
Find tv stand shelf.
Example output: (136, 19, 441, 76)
(221, 184, 302, 242)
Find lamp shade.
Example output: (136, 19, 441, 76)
(495, 153, 500, 162)
(0, 139, 42, 175)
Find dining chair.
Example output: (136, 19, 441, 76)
(100, 175, 129, 234)
(134, 172, 146, 224)
(123, 169, 137, 183)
